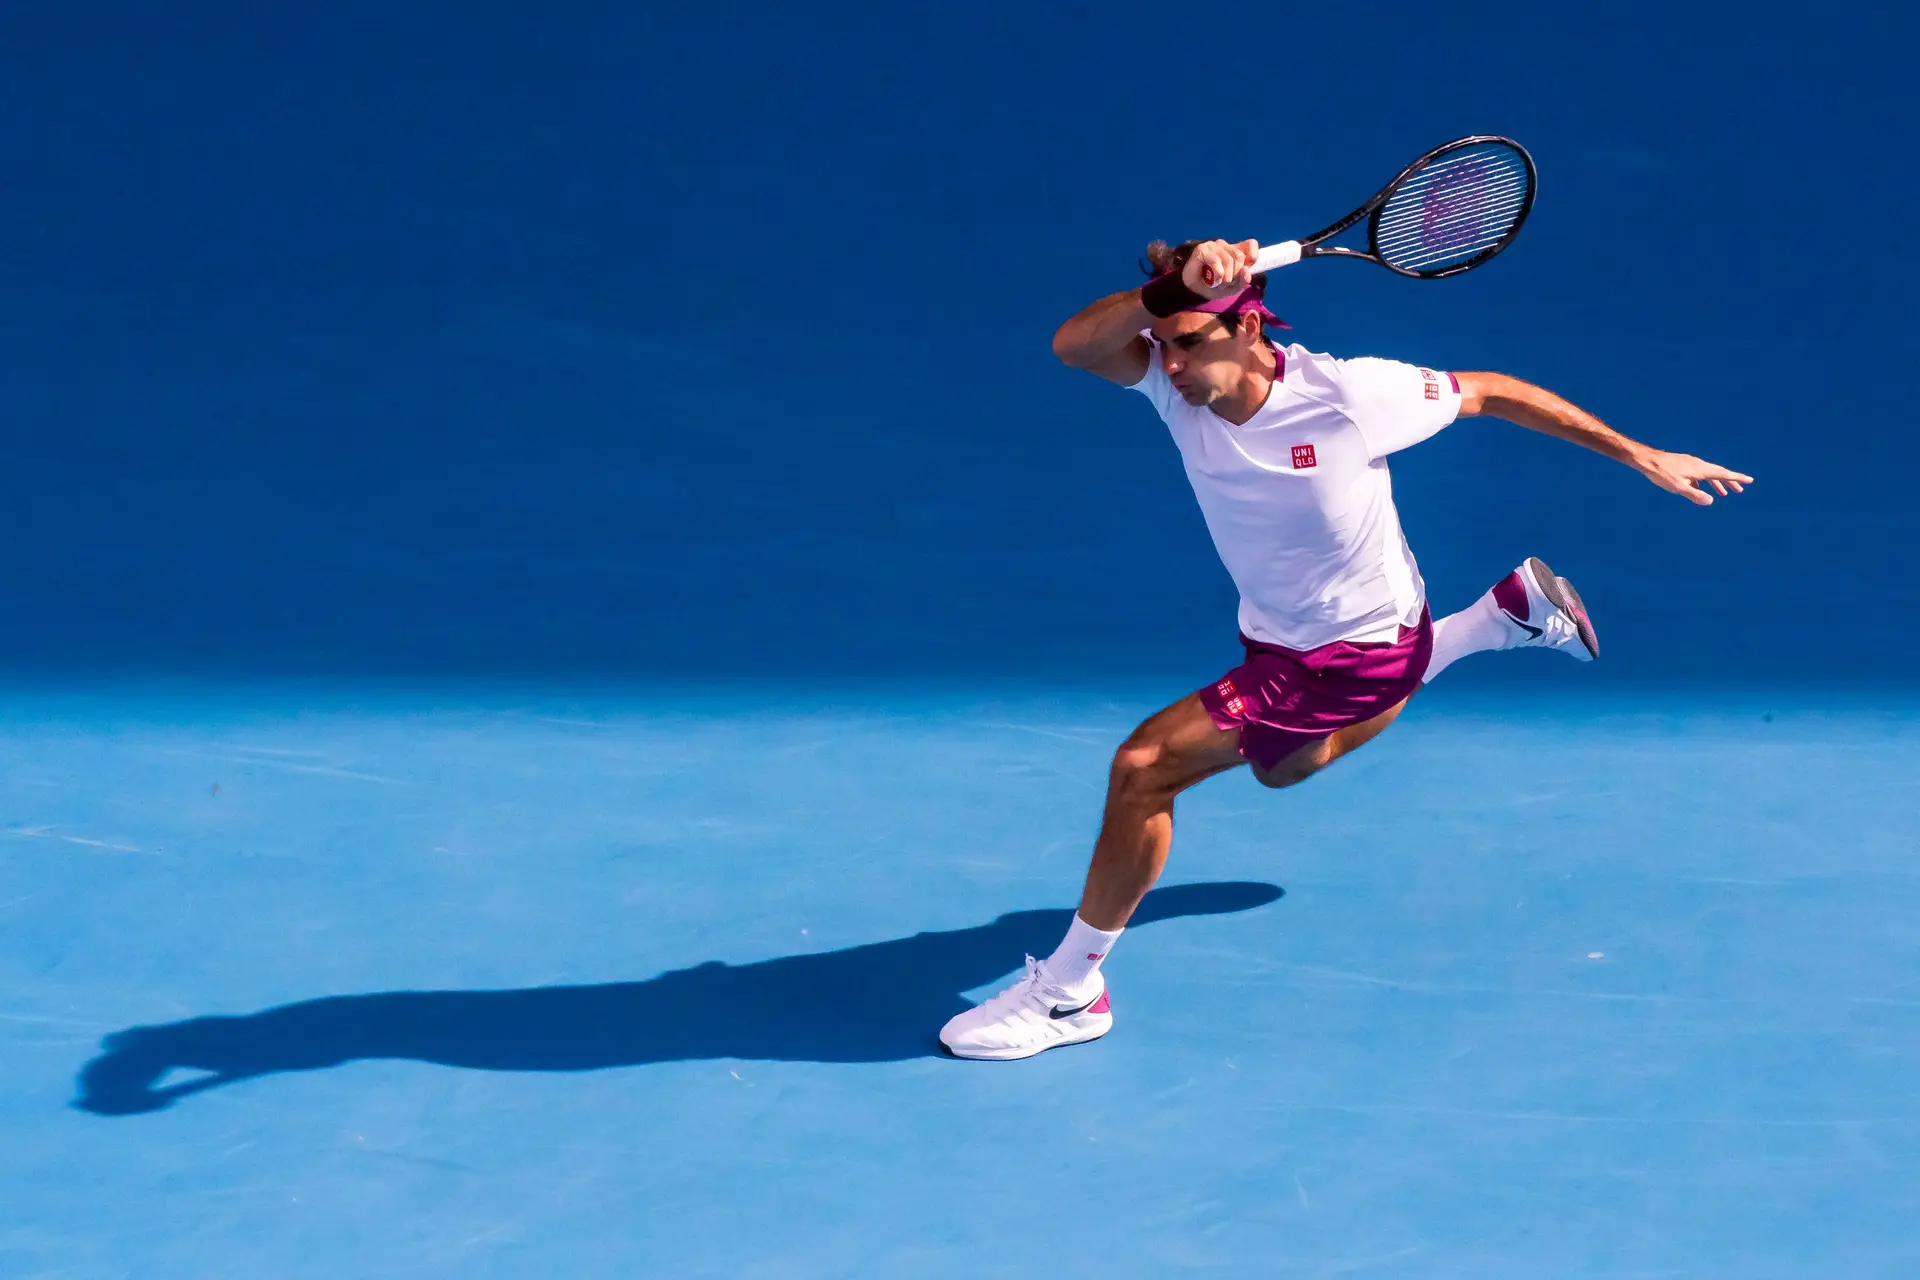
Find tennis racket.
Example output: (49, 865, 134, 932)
(1210, 136, 1537, 282)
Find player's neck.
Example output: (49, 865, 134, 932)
(1209, 342, 1281, 427)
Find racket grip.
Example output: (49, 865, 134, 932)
(1251, 241, 1303, 274)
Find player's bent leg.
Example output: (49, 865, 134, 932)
(1251, 695, 1413, 790)
(938, 695, 1242, 1063)
(941, 620, 1426, 1062)
(1079, 694, 1248, 929)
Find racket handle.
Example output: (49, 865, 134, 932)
(1251, 241, 1303, 274)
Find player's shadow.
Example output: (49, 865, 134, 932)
(73, 880, 1281, 1116)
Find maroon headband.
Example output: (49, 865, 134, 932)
(1145, 271, 1290, 329)
(1186, 284, 1290, 329)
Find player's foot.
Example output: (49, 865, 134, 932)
(1495, 557, 1599, 661)
(939, 955, 1113, 1061)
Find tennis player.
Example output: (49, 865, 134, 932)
(940, 237, 1752, 1060)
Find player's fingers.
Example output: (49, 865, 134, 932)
(1709, 479, 1727, 496)
(1201, 245, 1241, 292)
(1218, 244, 1247, 285)
(1656, 470, 1710, 504)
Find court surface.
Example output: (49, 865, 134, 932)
(4, 682, 1917, 1277)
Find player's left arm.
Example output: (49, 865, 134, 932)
(1454, 372, 1753, 506)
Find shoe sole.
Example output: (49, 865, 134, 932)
(939, 1018, 1114, 1062)
(1523, 557, 1600, 661)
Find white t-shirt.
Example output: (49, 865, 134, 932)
(1130, 339, 1461, 649)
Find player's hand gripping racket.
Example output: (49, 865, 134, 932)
(1207, 135, 1538, 283)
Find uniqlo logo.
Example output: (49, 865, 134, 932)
(1420, 367, 1441, 401)
(1216, 678, 1236, 697)
(1290, 444, 1317, 469)
(1224, 696, 1246, 715)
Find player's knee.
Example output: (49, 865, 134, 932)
(1252, 747, 1327, 791)
(1109, 737, 1175, 800)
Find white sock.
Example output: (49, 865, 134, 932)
(1424, 591, 1518, 683)
(1045, 915, 1123, 993)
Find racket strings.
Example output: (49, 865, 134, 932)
(1372, 143, 1532, 273)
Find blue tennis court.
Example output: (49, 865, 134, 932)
(6, 685, 1917, 1275)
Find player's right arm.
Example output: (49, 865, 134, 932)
(1052, 239, 1257, 385)
(1050, 289, 1153, 385)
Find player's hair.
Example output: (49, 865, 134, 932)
(1141, 239, 1196, 276)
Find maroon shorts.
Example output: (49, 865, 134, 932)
(1198, 608, 1433, 773)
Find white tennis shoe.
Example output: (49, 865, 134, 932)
(1499, 557, 1600, 661)
(939, 955, 1113, 1061)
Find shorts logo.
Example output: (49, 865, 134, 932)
(1215, 677, 1245, 716)
(1420, 368, 1441, 401)
(1290, 444, 1317, 469)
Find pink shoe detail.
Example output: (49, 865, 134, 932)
(1490, 569, 1529, 621)
(1087, 990, 1111, 1015)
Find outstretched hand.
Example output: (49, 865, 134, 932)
(1638, 450, 1753, 505)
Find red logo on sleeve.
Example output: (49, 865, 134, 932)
(1420, 368, 1441, 401)
(1290, 444, 1317, 469)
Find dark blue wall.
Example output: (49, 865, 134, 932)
(2, 1, 1910, 683)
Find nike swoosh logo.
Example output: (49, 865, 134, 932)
(1502, 610, 1544, 640)
(1050, 998, 1099, 1020)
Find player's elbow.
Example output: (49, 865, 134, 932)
(1453, 371, 1521, 417)
(1052, 324, 1093, 368)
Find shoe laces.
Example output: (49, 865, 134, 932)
(990, 955, 1055, 1010)
(1537, 608, 1581, 646)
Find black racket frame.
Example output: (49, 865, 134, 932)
(1299, 135, 1538, 279)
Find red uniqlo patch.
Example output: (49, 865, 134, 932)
(1224, 696, 1246, 716)
(1291, 444, 1317, 469)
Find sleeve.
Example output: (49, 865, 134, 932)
(1124, 333, 1179, 420)
(1333, 357, 1463, 459)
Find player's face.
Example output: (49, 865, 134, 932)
(1151, 312, 1256, 406)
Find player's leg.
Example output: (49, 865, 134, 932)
(1249, 693, 1413, 789)
(1425, 557, 1599, 683)
(1074, 687, 1416, 930)
(939, 619, 1427, 1061)
(938, 693, 1243, 1062)
(1075, 693, 1249, 931)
